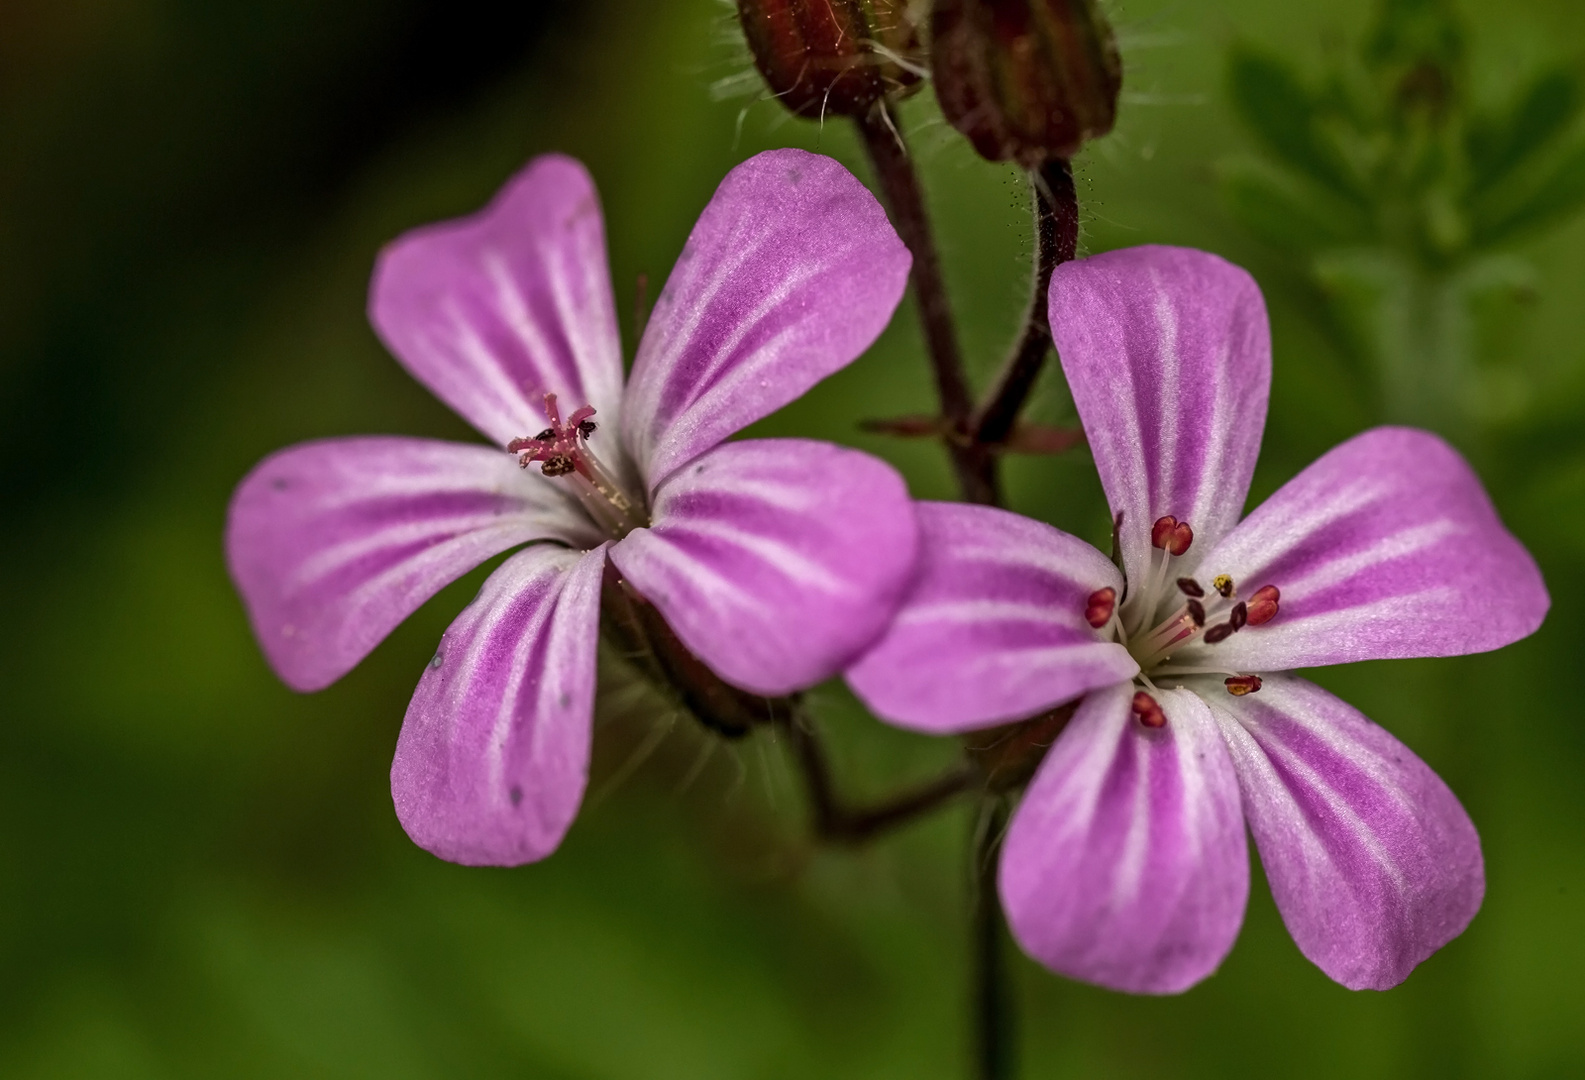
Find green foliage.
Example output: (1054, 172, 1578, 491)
(1220, 0, 1585, 433)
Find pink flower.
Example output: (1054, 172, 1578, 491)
(227, 150, 919, 866)
(847, 245, 1548, 993)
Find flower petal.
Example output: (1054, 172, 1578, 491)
(619, 149, 910, 488)
(1204, 674, 1483, 990)
(391, 543, 606, 867)
(1194, 427, 1548, 670)
(1050, 245, 1271, 585)
(1000, 684, 1250, 995)
(226, 437, 598, 692)
(845, 503, 1137, 733)
(369, 155, 625, 448)
(607, 438, 917, 696)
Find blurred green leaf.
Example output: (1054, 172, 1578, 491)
(1473, 137, 1585, 245)
(1467, 66, 1584, 194)
(1216, 158, 1372, 250)
(1227, 45, 1368, 205)
(1363, 0, 1466, 79)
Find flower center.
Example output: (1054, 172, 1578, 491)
(1084, 514, 1281, 724)
(508, 393, 647, 539)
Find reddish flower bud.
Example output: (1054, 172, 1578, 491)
(931, 0, 1122, 167)
(737, 0, 923, 119)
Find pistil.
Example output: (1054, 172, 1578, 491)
(508, 393, 647, 538)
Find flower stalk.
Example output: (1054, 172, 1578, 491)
(973, 157, 1079, 448)
(784, 711, 982, 843)
(853, 99, 995, 505)
(972, 794, 1016, 1080)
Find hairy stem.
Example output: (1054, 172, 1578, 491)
(971, 794, 1016, 1080)
(855, 99, 997, 505)
(973, 158, 1079, 448)
(785, 711, 980, 843)
(600, 565, 793, 738)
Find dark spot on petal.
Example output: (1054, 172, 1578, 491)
(509, 785, 523, 807)
(786, 167, 803, 184)
(271, 477, 289, 491)
(558, 692, 570, 709)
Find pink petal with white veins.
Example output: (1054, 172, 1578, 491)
(391, 543, 606, 867)
(1206, 674, 1484, 990)
(1000, 684, 1250, 994)
(226, 437, 598, 692)
(845, 502, 1137, 733)
(1050, 245, 1271, 585)
(620, 150, 910, 489)
(370, 155, 625, 448)
(609, 439, 918, 696)
(1197, 427, 1547, 670)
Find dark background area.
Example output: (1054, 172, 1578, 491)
(2, 0, 1583, 1075)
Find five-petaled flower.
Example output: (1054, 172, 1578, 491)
(227, 150, 920, 866)
(847, 245, 1548, 993)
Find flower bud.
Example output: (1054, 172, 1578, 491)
(931, 0, 1122, 166)
(736, 0, 924, 119)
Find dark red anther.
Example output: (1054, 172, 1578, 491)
(1150, 516, 1178, 549)
(1176, 577, 1205, 598)
(1203, 622, 1235, 644)
(1168, 521, 1193, 556)
(1224, 675, 1263, 696)
(1186, 599, 1206, 627)
(1131, 690, 1167, 728)
(1084, 586, 1116, 629)
(1246, 584, 1280, 626)
(578, 420, 597, 438)
(1229, 602, 1248, 630)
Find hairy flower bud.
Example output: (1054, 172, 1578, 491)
(932, 0, 1122, 166)
(737, 0, 924, 119)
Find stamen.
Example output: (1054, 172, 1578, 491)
(1176, 577, 1204, 598)
(1246, 585, 1280, 626)
(1186, 599, 1206, 627)
(1213, 574, 1235, 598)
(541, 454, 575, 477)
(1229, 602, 1248, 630)
(1131, 690, 1167, 728)
(1203, 622, 1235, 644)
(1085, 587, 1117, 629)
(1150, 516, 1178, 549)
(1150, 515, 1194, 556)
(1224, 675, 1263, 696)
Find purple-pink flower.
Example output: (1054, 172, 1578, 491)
(226, 149, 920, 866)
(847, 245, 1548, 993)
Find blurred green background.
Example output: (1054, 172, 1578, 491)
(3, 0, 1583, 1076)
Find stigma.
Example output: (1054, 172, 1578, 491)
(508, 393, 647, 538)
